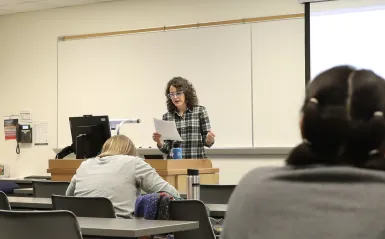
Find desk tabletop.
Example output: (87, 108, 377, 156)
(11, 189, 186, 198)
(8, 196, 51, 209)
(206, 204, 227, 217)
(78, 217, 198, 237)
(8, 197, 227, 217)
(13, 188, 33, 195)
(8, 197, 199, 237)
(0, 179, 33, 184)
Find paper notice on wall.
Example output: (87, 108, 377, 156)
(4, 117, 18, 140)
(34, 121, 48, 145)
(19, 110, 32, 124)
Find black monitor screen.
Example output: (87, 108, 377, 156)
(69, 115, 111, 159)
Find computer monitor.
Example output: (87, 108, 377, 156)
(69, 115, 111, 159)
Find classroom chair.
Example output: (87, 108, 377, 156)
(33, 181, 69, 198)
(0, 191, 11, 210)
(52, 195, 116, 218)
(169, 200, 217, 239)
(200, 184, 236, 233)
(200, 184, 236, 204)
(0, 209, 82, 239)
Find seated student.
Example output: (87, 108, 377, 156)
(221, 65, 385, 239)
(66, 135, 180, 218)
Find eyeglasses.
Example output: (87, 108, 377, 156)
(168, 91, 184, 99)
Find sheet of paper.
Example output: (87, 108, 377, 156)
(19, 110, 32, 124)
(33, 121, 48, 145)
(153, 118, 183, 141)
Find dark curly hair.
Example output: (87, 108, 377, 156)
(165, 77, 199, 112)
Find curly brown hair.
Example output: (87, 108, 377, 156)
(165, 77, 199, 112)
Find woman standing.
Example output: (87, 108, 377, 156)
(152, 77, 215, 159)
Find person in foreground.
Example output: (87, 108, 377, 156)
(221, 65, 385, 239)
(152, 77, 215, 159)
(66, 135, 180, 218)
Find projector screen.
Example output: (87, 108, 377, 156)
(310, 0, 385, 79)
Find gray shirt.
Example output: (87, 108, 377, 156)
(66, 155, 180, 218)
(221, 166, 385, 239)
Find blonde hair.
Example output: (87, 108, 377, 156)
(98, 135, 137, 158)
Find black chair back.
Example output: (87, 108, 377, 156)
(0, 191, 11, 210)
(200, 184, 236, 204)
(52, 195, 116, 218)
(33, 181, 69, 198)
(0, 209, 82, 239)
(170, 200, 215, 239)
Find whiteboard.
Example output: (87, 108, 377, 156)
(252, 18, 305, 147)
(58, 24, 253, 148)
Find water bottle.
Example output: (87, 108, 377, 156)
(186, 169, 200, 200)
(172, 142, 182, 159)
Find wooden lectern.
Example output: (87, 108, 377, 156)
(47, 159, 219, 193)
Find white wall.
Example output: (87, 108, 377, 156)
(0, 0, 303, 181)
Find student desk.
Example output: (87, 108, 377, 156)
(8, 197, 227, 217)
(12, 188, 186, 198)
(5, 197, 198, 238)
(8, 196, 51, 209)
(0, 179, 33, 188)
(78, 217, 198, 238)
(7, 197, 199, 237)
(205, 204, 227, 217)
(47, 159, 219, 193)
(13, 188, 33, 196)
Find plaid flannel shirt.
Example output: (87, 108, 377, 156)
(157, 105, 214, 159)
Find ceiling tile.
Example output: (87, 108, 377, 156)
(43, 0, 98, 7)
(0, 8, 15, 15)
(0, 0, 121, 16)
(93, 0, 116, 2)
(0, 0, 34, 7)
(0, 1, 54, 12)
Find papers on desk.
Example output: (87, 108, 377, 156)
(154, 118, 183, 141)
